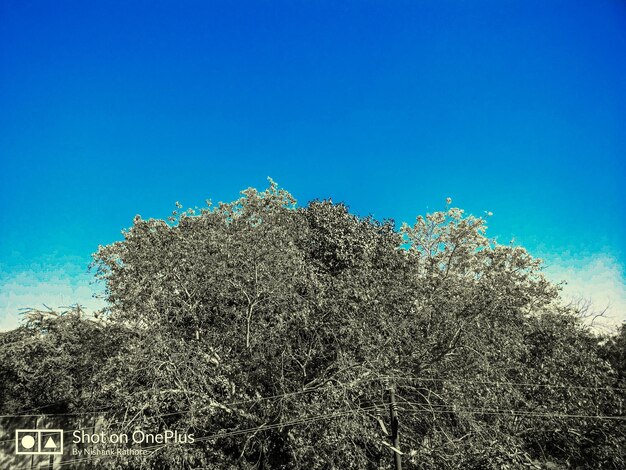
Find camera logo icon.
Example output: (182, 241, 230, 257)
(15, 429, 63, 455)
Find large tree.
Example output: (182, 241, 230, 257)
(1, 181, 623, 469)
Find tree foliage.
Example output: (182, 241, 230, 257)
(1, 181, 624, 469)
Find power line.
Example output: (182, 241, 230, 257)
(47, 401, 626, 469)
(0, 379, 357, 445)
(7, 392, 623, 454)
(2, 371, 623, 437)
(398, 404, 626, 421)
(52, 404, 386, 468)
(0, 405, 114, 419)
(0, 380, 345, 420)
(3, 372, 623, 420)
(387, 375, 626, 393)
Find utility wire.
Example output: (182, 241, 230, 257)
(389, 400, 626, 424)
(0, 380, 342, 420)
(0, 405, 114, 419)
(15, 392, 626, 468)
(0, 379, 358, 445)
(47, 401, 626, 469)
(387, 375, 626, 392)
(398, 404, 626, 421)
(3, 372, 624, 420)
(51, 403, 386, 468)
(0, 376, 626, 424)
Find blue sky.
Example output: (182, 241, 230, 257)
(1, 1, 625, 329)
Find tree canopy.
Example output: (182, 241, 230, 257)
(1, 181, 624, 469)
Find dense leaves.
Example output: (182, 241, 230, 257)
(1, 181, 624, 469)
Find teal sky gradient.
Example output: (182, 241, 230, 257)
(1, 1, 625, 328)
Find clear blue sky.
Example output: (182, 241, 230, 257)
(1, 1, 625, 327)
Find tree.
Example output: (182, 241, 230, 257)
(2, 180, 623, 469)
(0, 306, 131, 416)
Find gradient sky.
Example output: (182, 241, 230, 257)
(1, 1, 625, 330)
